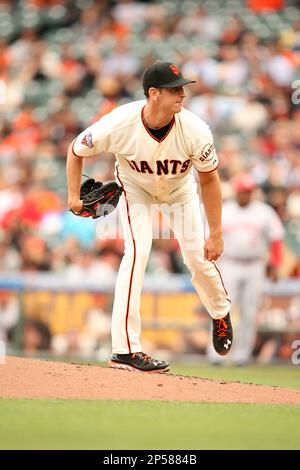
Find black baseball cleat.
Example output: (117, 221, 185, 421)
(212, 313, 233, 356)
(108, 352, 170, 373)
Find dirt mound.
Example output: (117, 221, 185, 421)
(1, 356, 300, 404)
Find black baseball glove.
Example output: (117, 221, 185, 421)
(70, 178, 123, 219)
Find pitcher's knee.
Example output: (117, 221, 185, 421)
(124, 244, 151, 265)
(183, 254, 204, 274)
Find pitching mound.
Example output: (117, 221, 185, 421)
(1, 356, 300, 404)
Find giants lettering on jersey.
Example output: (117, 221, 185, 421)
(199, 143, 215, 162)
(125, 158, 191, 175)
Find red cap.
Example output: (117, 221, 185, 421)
(232, 174, 256, 193)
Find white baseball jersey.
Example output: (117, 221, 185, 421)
(72, 100, 218, 201)
(222, 199, 284, 259)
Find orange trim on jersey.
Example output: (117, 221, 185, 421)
(141, 106, 175, 143)
(197, 163, 219, 173)
(71, 138, 85, 158)
(116, 165, 135, 354)
(211, 260, 231, 305)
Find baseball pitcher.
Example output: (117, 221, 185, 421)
(66, 61, 233, 372)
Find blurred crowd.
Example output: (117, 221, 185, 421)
(1, 0, 300, 278)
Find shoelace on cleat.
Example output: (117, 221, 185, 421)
(132, 352, 152, 364)
(216, 318, 228, 337)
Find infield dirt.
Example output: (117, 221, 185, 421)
(1, 356, 300, 404)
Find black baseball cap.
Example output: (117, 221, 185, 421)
(142, 60, 196, 93)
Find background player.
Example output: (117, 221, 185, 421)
(207, 174, 284, 366)
(67, 60, 232, 373)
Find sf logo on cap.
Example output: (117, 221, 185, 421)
(170, 64, 179, 76)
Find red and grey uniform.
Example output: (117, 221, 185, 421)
(73, 100, 230, 354)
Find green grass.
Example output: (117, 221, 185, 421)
(1, 363, 299, 450)
(169, 363, 300, 389)
(0, 398, 300, 450)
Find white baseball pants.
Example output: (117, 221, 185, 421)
(111, 178, 231, 354)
